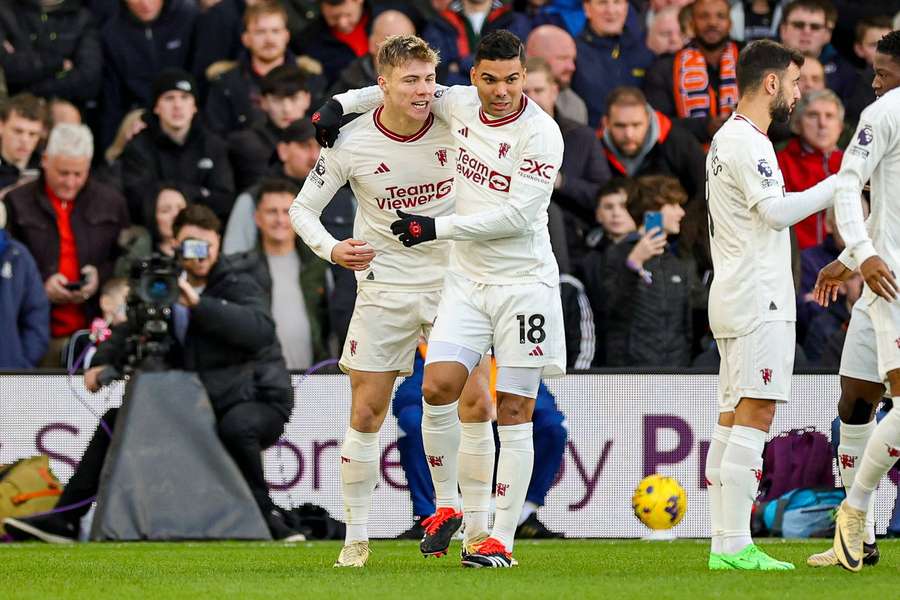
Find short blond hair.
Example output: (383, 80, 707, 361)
(376, 34, 440, 75)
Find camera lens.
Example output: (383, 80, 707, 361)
(146, 277, 171, 301)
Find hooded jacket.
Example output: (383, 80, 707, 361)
(0, 230, 49, 368)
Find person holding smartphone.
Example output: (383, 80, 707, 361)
(600, 174, 693, 367)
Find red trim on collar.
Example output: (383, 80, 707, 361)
(373, 106, 434, 142)
(479, 96, 528, 127)
(733, 113, 769, 138)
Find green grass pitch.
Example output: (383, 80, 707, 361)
(2, 539, 899, 599)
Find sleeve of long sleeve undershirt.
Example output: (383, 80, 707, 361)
(434, 122, 565, 241)
(289, 147, 352, 263)
(834, 111, 898, 267)
(755, 175, 837, 230)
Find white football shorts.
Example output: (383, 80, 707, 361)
(339, 285, 441, 377)
(717, 320, 795, 412)
(841, 293, 900, 385)
(429, 270, 566, 378)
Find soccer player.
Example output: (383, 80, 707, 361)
(804, 30, 900, 573)
(703, 39, 838, 571)
(289, 34, 492, 568)
(322, 30, 567, 568)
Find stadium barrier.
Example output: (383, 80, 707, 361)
(1, 371, 897, 539)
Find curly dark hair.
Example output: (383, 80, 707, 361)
(876, 29, 900, 60)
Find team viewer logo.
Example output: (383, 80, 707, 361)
(757, 159, 772, 177)
(435, 148, 448, 166)
(760, 368, 772, 385)
(498, 142, 511, 159)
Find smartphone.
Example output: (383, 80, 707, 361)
(63, 277, 86, 291)
(643, 211, 664, 237)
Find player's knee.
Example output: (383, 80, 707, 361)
(459, 396, 493, 422)
(738, 399, 776, 430)
(837, 394, 878, 424)
(496, 398, 532, 425)
(421, 375, 460, 405)
(351, 401, 385, 431)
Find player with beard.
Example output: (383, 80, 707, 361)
(805, 30, 900, 573)
(644, 0, 740, 145)
(703, 40, 838, 570)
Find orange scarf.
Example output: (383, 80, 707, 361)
(673, 41, 740, 119)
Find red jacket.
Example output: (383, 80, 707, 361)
(776, 137, 843, 250)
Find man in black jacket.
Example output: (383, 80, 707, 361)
(122, 69, 235, 226)
(0, 0, 102, 106)
(0, 93, 46, 189)
(99, 0, 198, 148)
(3, 204, 300, 543)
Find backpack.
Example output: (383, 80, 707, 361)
(758, 428, 834, 502)
(0, 455, 62, 535)
(752, 487, 846, 538)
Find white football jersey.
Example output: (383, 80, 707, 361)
(706, 113, 795, 339)
(290, 108, 456, 290)
(835, 87, 900, 286)
(336, 85, 564, 286)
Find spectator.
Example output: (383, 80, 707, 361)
(115, 185, 189, 277)
(0, 201, 49, 369)
(845, 16, 893, 123)
(524, 56, 610, 260)
(93, 108, 146, 192)
(122, 69, 235, 225)
(778, 0, 857, 102)
(99, 0, 198, 149)
(48, 99, 82, 128)
(571, 0, 654, 127)
(223, 119, 355, 351)
(293, 0, 371, 88)
(776, 89, 844, 250)
(61, 276, 129, 371)
(328, 9, 416, 96)
(0, 0, 102, 107)
(804, 270, 863, 365)
(643, 0, 740, 145)
(583, 176, 637, 253)
(513, 0, 570, 32)
(3, 124, 129, 366)
(646, 6, 688, 56)
(0, 93, 46, 190)
(251, 178, 329, 369)
(599, 87, 707, 266)
(228, 64, 312, 191)
(205, 1, 294, 135)
(798, 54, 827, 94)
(525, 24, 588, 124)
(601, 175, 692, 367)
(729, 0, 784, 43)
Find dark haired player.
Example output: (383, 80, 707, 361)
(321, 30, 566, 568)
(807, 30, 900, 572)
(703, 39, 838, 570)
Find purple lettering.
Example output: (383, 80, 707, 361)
(567, 439, 613, 510)
(266, 439, 304, 491)
(35, 422, 80, 470)
(380, 442, 406, 490)
(643, 415, 694, 477)
(313, 439, 339, 490)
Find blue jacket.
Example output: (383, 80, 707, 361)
(0, 231, 49, 368)
(571, 6, 654, 127)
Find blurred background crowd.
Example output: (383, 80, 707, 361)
(1, 0, 897, 371)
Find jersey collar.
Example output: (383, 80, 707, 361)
(479, 95, 528, 127)
(373, 106, 434, 143)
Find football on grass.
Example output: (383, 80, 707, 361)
(632, 474, 687, 530)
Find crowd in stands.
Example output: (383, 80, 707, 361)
(2, 0, 899, 371)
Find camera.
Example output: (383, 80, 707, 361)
(124, 253, 182, 371)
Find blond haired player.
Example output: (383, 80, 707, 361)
(319, 30, 566, 568)
(290, 35, 492, 568)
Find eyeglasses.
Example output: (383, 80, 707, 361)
(787, 20, 827, 32)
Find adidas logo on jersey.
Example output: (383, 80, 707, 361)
(374, 162, 391, 174)
(529, 345, 544, 357)
(458, 127, 468, 137)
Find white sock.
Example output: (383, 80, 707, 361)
(848, 406, 900, 513)
(459, 421, 494, 541)
(720, 425, 766, 555)
(705, 424, 731, 554)
(838, 420, 877, 544)
(518, 501, 539, 526)
(422, 400, 461, 511)
(490, 423, 534, 552)
(340, 427, 380, 543)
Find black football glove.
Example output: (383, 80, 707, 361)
(390, 210, 436, 247)
(311, 99, 344, 148)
